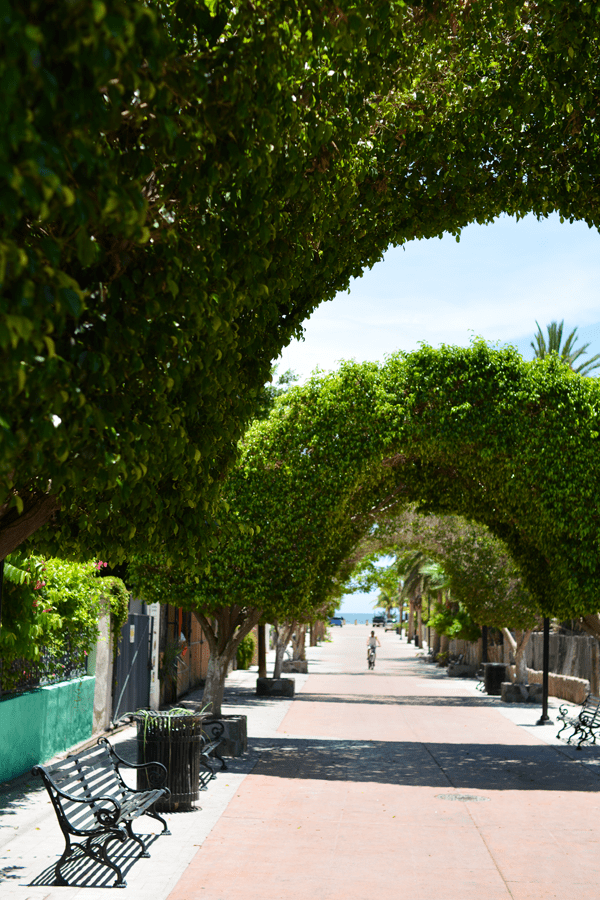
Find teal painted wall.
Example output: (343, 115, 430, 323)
(0, 676, 96, 783)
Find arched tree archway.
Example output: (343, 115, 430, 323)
(175, 341, 600, 711)
(4, 0, 600, 568)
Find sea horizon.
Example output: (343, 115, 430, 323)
(335, 612, 379, 625)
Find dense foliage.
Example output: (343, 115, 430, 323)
(194, 344, 600, 628)
(346, 509, 541, 631)
(0, 553, 128, 670)
(2, 0, 600, 568)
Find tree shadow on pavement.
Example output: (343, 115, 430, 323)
(248, 736, 600, 792)
(292, 693, 500, 707)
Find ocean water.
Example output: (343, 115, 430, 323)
(335, 612, 377, 625)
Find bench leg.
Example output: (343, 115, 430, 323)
(556, 720, 570, 740)
(54, 838, 76, 887)
(213, 750, 228, 772)
(55, 832, 127, 888)
(125, 821, 150, 858)
(93, 832, 128, 887)
(145, 805, 171, 835)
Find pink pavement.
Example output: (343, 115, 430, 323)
(168, 626, 600, 900)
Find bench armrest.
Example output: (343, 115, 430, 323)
(98, 737, 168, 790)
(32, 764, 121, 828)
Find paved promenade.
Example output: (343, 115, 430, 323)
(3, 626, 600, 899)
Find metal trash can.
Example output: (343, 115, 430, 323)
(483, 662, 507, 696)
(135, 711, 205, 811)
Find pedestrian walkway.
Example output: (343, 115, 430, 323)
(3, 627, 600, 899)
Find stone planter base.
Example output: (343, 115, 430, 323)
(501, 682, 544, 704)
(256, 677, 295, 698)
(282, 659, 308, 674)
(447, 663, 477, 678)
(199, 714, 247, 757)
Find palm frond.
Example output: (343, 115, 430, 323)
(532, 320, 600, 376)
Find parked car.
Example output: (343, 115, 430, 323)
(372, 613, 386, 627)
(385, 617, 397, 631)
(329, 616, 344, 627)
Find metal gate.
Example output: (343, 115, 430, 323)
(112, 613, 153, 722)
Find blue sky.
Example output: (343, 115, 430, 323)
(275, 212, 600, 614)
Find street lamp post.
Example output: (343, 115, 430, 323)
(536, 617, 552, 725)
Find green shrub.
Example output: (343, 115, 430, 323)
(0, 553, 128, 670)
(236, 633, 256, 670)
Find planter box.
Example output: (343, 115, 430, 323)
(447, 663, 477, 678)
(256, 677, 295, 698)
(501, 682, 543, 703)
(201, 714, 247, 757)
(282, 659, 308, 674)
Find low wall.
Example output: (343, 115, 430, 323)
(447, 637, 503, 666)
(0, 676, 96, 783)
(506, 666, 589, 705)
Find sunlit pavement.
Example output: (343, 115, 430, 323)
(3, 626, 600, 900)
(170, 625, 600, 900)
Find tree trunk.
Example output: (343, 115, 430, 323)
(0, 492, 60, 560)
(202, 653, 230, 717)
(292, 624, 306, 661)
(272, 620, 295, 678)
(194, 606, 262, 717)
(502, 628, 533, 685)
(408, 598, 415, 641)
(258, 624, 267, 678)
(273, 639, 285, 679)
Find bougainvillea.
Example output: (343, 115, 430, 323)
(0, 553, 128, 669)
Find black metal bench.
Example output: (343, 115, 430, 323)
(557, 694, 600, 749)
(32, 737, 170, 887)
(199, 722, 227, 785)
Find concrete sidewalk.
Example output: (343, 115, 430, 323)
(0, 647, 310, 900)
(170, 628, 600, 900)
(3, 627, 600, 899)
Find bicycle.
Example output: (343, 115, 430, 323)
(367, 647, 376, 670)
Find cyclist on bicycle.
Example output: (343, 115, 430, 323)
(366, 631, 381, 667)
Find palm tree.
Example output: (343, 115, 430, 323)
(398, 552, 449, 646)
(531, 320, 600, 376)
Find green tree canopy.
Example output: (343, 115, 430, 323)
(196, 343, 600, 632)
(3, 1, 600, 567)
(141, 342, 600, 710)
(344, 509, 541, 632)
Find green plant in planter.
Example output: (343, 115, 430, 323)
(236, 633, 256, 670)
(133, 707, 203, 748)
(158, 638, 187, 690)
